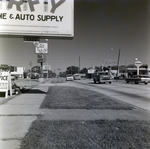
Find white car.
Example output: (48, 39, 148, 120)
(73, 74, 81, 80)
(66, 74, 74, 81)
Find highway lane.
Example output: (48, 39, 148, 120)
(73, 79, 150, 112)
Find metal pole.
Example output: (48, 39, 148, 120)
(116, 49, 120, 81)
(79, 56, 80, 73)
(41, 61, 43, 78)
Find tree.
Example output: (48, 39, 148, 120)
(66, 66, 79, 75)
(127, 64, 136, 68)
(80, 68, 88, 74)
(140, 64, 148, 69)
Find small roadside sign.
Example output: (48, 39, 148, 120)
(0, 67, 12, 98)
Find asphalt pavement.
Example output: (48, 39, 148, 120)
(0, 78, 150, 149)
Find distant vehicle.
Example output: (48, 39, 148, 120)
(8, 81, 21, 95)
(27, 72, 40, 79)
(125, 75, 150, 85)
(73, 74, 81, 80)
(11, 75, 18, 81)
(93, 71, 112, 84)
(66, 74, 74, 81)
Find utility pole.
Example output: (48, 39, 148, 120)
(116, 49, 120, 81)
(79, 56, 80, 73)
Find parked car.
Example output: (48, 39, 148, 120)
(11, 75, 18, 80)
(8, 81, 21, 95)
(73, 74, 81, 80)
(66, 74, 74, 81)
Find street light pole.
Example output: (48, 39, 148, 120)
(116, 49, 121, 81)
(79, 56, 80, 73)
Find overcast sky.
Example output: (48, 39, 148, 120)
(0, 0, 150, 72)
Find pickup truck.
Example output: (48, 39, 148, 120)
(125, 75, 150, 85)
(93, 71, 112, 84)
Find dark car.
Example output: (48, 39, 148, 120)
(27, 72, 40, 79)
(126, 75, 150, 85)
(93, 71, 112, 84)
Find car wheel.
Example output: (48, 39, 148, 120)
(145, 82, 148, 85)
(15, 89, 20, 95)
(109, 82, 111, 84)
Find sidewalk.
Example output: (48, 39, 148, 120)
(0, 83, 150, 149)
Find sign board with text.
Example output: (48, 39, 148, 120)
(43, 65, 51, 70)
(34, 43, 48, 54)
(102, 60, 117, 66)
(0, 67, 12, 98)
(37, 54, 45, 63)
(0, 0, 74, 37)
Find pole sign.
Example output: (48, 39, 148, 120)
(135, 60, 142, 76)
(37, 54, 45, 63)
(34, 43, 48, 54)
(0, 0, 74, 37)
(43, 65, 51, 70)
(135, 60, 142, 67)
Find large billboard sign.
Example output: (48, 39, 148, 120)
(0, 0, 74, 37)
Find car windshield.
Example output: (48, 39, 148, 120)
(66, 74, 72, 77)
(99, 72, 108, 75)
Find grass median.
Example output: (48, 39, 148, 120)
(40, 86, 133, 110)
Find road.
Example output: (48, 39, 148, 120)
(72, 79, 150, 112)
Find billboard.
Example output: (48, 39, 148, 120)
(0, 0, 74, 37)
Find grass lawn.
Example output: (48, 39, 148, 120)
(20, 119, 150, 149)
(40, 86, 133, 110)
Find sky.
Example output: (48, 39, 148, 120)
(0, 0, 150, 73)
